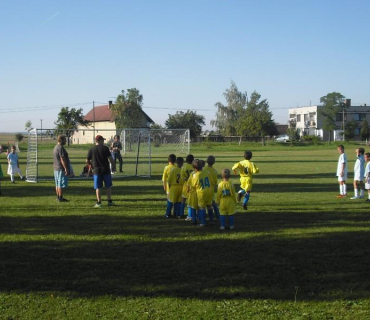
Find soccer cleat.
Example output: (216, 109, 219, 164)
(219, 226, 225, 230)
(164, 215, 170, 218)
(108, 201, 115, 206)
(366, 199, 370, 202)
(350, 196, 359, 200)
(359, 196, 364, 199)
(199, 224, 206, 227)
(237, 192, 243, 202)
(243, 204, 248, 210)
(59, 197, 69, 202)
(185, 217, 192, 221)
(230, 226, 235, 230)
(336, 194, 344, 198)
(94, 203, 102, 208)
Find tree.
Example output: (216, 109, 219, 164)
(165, 111, 205, 139)
(54, 107, 90, 145)
(237, 91, 278, 146)
(344, 120, 357, 142)
(151, 123, 164, 129)
(360, 118, 369, 141)
(319, 92, 346, 143)
(25, 120, 33, 131)
(15, 133, 24, 142)
(211, 81, 247, 136)
(111, 88, 144, 128)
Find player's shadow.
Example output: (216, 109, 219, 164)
(0, 212, 369, 301)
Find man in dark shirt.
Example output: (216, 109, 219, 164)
(86, 135, 116, 207)
(53, 135, 70, 202)
(111, 135, 123, 173)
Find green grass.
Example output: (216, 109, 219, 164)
(1, 143, 370, 319)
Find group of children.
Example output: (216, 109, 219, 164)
(336, 145, 370, 201)
(162, 150, 259, 230)
(0, 145, 25, 196)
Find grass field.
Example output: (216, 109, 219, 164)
(0, 141, 370, 319)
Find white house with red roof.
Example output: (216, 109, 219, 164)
(72, 103, 154, 144)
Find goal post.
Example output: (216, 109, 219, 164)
(25, 128, 190, 182)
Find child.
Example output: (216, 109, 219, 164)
(232, 150, 259, 210)
(0, 161, 3, 196)
(181, 154, 194, 221)
(167, 157, 184, 218)
(364, 153, 370, 202)
(7, 145, 24, 183)
(190, 159, 213, 226)
(216, 169, 237, 230)
(187, 170, 198, 224)
(162, 154, 177, 218)
(351, 147, 365, 199)
(205, 155, 220, 222)
(336, 145, 347, 198)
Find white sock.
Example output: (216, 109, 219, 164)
(343, 184, 347, 195)
(10, 174, 14, 182)
(360, 189, 364, 197)
(340, 185, 343, 194)
(354, 189, 358, 197)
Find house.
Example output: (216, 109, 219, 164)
(73, 103, 154, 144)
(288, 99, 370, 141)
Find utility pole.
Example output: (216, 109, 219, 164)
(342, 108, 345, 141)
(40, 119, 43, 141)
(93, 101, 95, 144)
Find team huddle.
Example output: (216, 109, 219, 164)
(336, 145, 370, 201)
(162, 151, 260, 230)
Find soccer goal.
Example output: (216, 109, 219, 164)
(26, 128, 190, 182)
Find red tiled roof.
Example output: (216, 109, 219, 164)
(83, 104, 154, 123)
(84, 105, 114, 122)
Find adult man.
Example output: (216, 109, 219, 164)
(111, 135, 123, 173)
(53, 134, 70, 202)
(87, 135, 116, 207)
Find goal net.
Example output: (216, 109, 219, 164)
(26, 128, 190, 182)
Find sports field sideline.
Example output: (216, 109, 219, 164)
(0, 142, 369, 319)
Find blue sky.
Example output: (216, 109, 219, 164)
(0, 0, 369, 132)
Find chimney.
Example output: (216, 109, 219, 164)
(344, 99, 351, 107)
(108, 101, 113, 109)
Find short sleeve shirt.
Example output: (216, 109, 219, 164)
(337, 153, 347, 176)
(53, 144, 69, 171)
(87, 144, 111, 175)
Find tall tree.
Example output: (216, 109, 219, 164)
(360, 118, 369, 141)
(344, 120, 357, 142)
(319, 92, 346, 143)
(54, 107, 90, 144)
(111, 88, 144, 128)
(237, 91, 278, 146)
(165, 111, 205, 139)
(211, 81, 247, 136)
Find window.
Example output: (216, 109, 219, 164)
(304, 114, 309, 121)
(297, 115, 301, 122)
(354, 113, 366, 121)
(336, 113, 343, 121)
(354, 128, 360, 135)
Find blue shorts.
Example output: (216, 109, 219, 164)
(93, 174, 113, 189)
(54, 170, 68, 188)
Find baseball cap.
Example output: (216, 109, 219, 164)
(95, 135, 106, 141)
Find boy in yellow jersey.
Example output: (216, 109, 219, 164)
(187, 170, 198, 224)
(181, 154, 194, 221)
(205, 155, 220, 222)
(167, 157, 184, 218)
(162, 154, 176, 218)
(190, 159, 213, 226)
(0, 161, 3, 196)
(216, 169, 237, 230)
(232, 150, 259, 210)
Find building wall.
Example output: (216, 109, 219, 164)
(73, 121, 117, 145)
(289, 105, 370, 141)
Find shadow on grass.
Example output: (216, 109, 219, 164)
(0, 212, 369, 301)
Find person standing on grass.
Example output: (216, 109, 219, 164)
(216, 169, 237, 230)
(111, 135, 123, 173)
(204, 155, 220, 223)
(351, 147, 365, 200)
(336, 145, 348, 198)
(7, 145, 24, 183)
(53, 135, 70, 202)
(86, 135, 115, 208)
(167, 157, 184, 218)
(0, 160, 3, 196)
(232, 150, 259, 210)
(162, 153, 176, 218)
(364, 153, 370, 202)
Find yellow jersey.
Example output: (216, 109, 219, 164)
(216, 180, 236, 215)
(191, 170, 212, 208)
